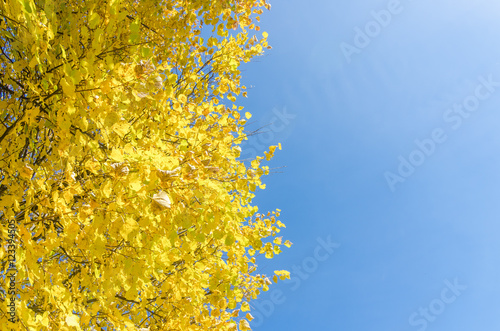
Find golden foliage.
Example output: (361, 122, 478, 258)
(0, 0, 288, 329)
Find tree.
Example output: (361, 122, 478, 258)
(0, 0, 291, 329)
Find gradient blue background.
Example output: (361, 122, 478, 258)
(238, 0, 500, 330)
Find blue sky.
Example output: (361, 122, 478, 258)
(238, 0, 500, 330)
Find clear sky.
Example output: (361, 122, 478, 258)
(238, 0, 500, 330)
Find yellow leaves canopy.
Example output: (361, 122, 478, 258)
(0, 0, 289, 330)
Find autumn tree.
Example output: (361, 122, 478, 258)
(0, 0, 290, 329)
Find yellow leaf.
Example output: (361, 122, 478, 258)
(102, 181, 112, 198)
(129, 177, 142, 191)
(112, 122, 129, 136)
(65, 314, 80, 328)
(66, 104, 76, 115)
(110, 149, 124, 162)
(152, 190, 171, 208)
(120, 217, 138, 239)
(89, 12, 101, 29)
(20, 165, 33, 179)
(241, 301, 250, 312)
(239, 319, 251, 331)
(178, 94, 187, 104)
(60, 77, 75, 97)
(63, 190, 73, 203)
(274, 270, 291, 280)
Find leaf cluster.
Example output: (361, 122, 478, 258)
(0, 0, 288, 330)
